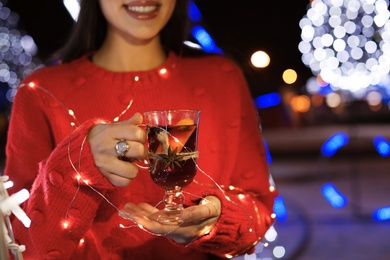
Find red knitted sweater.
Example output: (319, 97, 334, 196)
(5, 52, 277, 259)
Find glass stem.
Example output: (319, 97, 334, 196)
(164, 186, 184, 211)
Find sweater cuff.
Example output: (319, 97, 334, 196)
(45, 118, 114, 191)
(173, 185, 275, 258)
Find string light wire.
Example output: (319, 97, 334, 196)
(19, 81, 276, 257)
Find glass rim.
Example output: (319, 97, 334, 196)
(143, 109, 201, 114)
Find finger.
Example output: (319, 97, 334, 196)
(181, 206, 211, 224)
(120, 203, 145, 221)
(99, 159, 139, 186)
(111, 113, 146, 142)
(126, 203, 155, 216)
(113, 124, 146, 144)
(121, 141, 148, 159)
(128, 112, 143, 125)
(120, 113, 145, 142)
(137, 203, 160, 214)
(111, 159, 139, 177)
(89, 123, 145, 159)
(122, 204, 180, 234)
(102, 170, 134, 187)
(181, 198, 220, 223)
(124, 203, 159, 217)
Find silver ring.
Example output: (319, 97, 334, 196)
(115, 139, 129, 157)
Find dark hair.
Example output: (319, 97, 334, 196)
(50, 0, 191, 64)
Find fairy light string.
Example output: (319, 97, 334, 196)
(138, 125, 274, 253)
(20, 82, 80, 127)
(18, 80, 276, 258)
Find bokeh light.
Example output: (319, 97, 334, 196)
(366, 90, 382, 106)
(0, 2, 42, 106)
(373, 206, 390, 221)
(250, 50, 270, 68)
(273, 246, 286, 258)
(321, 183, 348, 208)
(264, 225, 278, 242)
(325, 92, 342, 108)
(188, 0, 202, 23)
(299, 0, 390, 101)
(273, 196, 288, 223)
(254, 92, 281, 109)
(291, 95, 311, 112)
(191, 25, 223, 54)
(373, 135, 390, 156)
(63, 0, 80, 21)
(321, 132, 349, 157)
(282, 69, 298, 84)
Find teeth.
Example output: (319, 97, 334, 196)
(127, 5, 157, 13)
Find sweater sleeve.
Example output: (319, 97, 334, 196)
(178, 59, 278, 258)
(5, 83, 115, 259)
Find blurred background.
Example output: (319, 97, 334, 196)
(1, 0, 390, 259)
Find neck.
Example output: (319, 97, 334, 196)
(92, 33, 167, 72)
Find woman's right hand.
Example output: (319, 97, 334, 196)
(87, 112, 148, 187)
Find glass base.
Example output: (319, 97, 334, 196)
(148, 208, 184, 226)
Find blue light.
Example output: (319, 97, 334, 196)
(321, 132, 349, 157)
(191, 26, 223, 54)
(318, 83, 334, 95)
(254, 92, 281, 109)
(263, 139, 272, 165)
(373, 136, 390, 157)
(373, 206, 390, 221)
(188, 1, 202, 22)
(321, 183, 348, 208)
(273, 196, 288, 223)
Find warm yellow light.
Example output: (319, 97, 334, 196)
(251, 50, 270, 68)
(291, 95, 311, 113)
(282, 69, 298, 84)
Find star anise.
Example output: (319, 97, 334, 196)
(155, 147, 184, 172)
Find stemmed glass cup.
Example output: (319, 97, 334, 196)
(143, 110, 200, 225)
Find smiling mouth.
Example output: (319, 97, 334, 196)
(127, 5, 160, 13)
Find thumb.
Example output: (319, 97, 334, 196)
(128, 112, 143, 125)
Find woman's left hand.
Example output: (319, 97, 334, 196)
(120, 196, 221, 244)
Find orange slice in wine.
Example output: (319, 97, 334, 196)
(176, 118, 194, 126)
(156, 118, 196, 153)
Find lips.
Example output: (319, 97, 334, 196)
(125, 1, 161, 20)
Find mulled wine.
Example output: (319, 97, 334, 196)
(147, 124, 198, 190)
(143, 109, 200, 225)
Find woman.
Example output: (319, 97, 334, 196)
(5, 0, 277, 259)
